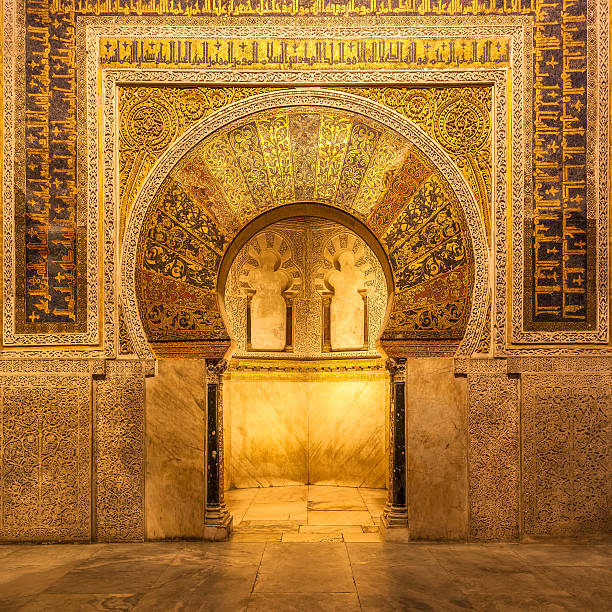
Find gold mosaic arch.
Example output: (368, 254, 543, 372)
(120, 89, 489, 358)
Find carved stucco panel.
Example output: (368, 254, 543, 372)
(0, 374, 91, 542)
(95, 360, 146, 542)
(522, 374, 611, 536)
(467, 374, 519, 541)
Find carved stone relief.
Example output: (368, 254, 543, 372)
(95, 360, 146, 542)
(224, 217, 387, 358)
(468, 374, 519, 541)
(325, 249, 367, 351)
(0, 372, 91, 542)
(237, 232, 300, 352)
(249, 250, 292, 351)
(522, 374, 611, 537)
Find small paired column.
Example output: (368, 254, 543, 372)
(381, 357, 409, 540)
(204, 359, 233, 541)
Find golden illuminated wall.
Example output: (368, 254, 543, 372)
(0, 1, 610, 545)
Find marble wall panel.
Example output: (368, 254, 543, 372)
(95, 361, 146, 542)
(468, 374, 519, 541)
(225, 373, 387, 489)
(522, 374, 611, 537)
(145, 359, 207, 539)
(308, 377, 387, 488)
(225, 377, 309, 487)
(405, 358, 468, 540)
(0, 373, 91, 542)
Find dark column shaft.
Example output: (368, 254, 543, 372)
(391, 380, 406, 507)
(206, 382, 220, 508)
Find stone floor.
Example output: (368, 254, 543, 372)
(0, 541, 610, 611)
(226, 485, 386, 542)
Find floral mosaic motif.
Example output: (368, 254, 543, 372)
(340, 86, 492, 236)
(522, 374, 611, 536)
(134, 104, 476, 343)
(335, 121, 382, 210)
(384, 300, 467, 336)
(119, 86, 279, 238)
(95, 361, 145, 542)
(468, 374, 520, 541)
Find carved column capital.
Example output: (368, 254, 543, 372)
(206, 358, 228, 384)
(385, 357, 407, 382)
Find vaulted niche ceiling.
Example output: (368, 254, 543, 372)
(135, 105, 475, 352)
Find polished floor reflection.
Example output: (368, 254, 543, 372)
(0, 541, 610, 611)
(226, 485, 386, 542)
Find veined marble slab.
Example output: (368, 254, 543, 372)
(225, 372, 388, 488)
(145, 359, 207, 539)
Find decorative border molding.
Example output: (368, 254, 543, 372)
(468, 374, 519, 541)
(509, 0, 609, 345)
(0, 373, 92, 542)
(455, 355, 612, 374)
(2, 1, 100, 347)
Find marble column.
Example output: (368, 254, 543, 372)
(204, 359, 233, 541)
(381, 358, 409, 540)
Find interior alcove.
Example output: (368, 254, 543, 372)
(220, 214, 391, 532)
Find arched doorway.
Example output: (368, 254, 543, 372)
(119, 88, 489, 540)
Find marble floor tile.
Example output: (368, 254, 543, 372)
(429, 543, 527, 578)
(453, 570, 584, 612)
(308, 485, 367, 510)
(281, 532, 344, 542)
(254, 543, 355, 593)
(242, 501, 307, 521)
(299, 525, 363, 534)
(0, 542, 609, 611)
(19, 593, 141, 611)
(510, 543, 612, 567)
(247, 592, 361, 611)
(0, 543, 103, 608)
(346, 542, 439, 566)
(44, 558, 173, 595)
(343, 531, 383, 543)
(231, 532, 283, 542)
(351, 561, 474, 611)
(308, 510, 374, 526)
(541, 565, 612, 611)
(227, 485, 387, 542)
(254, 485, 308, 503)
(0, 545, 20, 560)
(225, 488, 260, 502)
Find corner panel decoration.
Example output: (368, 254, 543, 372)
(0, 370, 91, 542)
(123, 91, 488, 358)
(95, 361, 146, 542)
(522, 373, 611, 537)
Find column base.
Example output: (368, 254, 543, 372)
(380, 504, 409, 542)
(204, 504, 233, 541)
